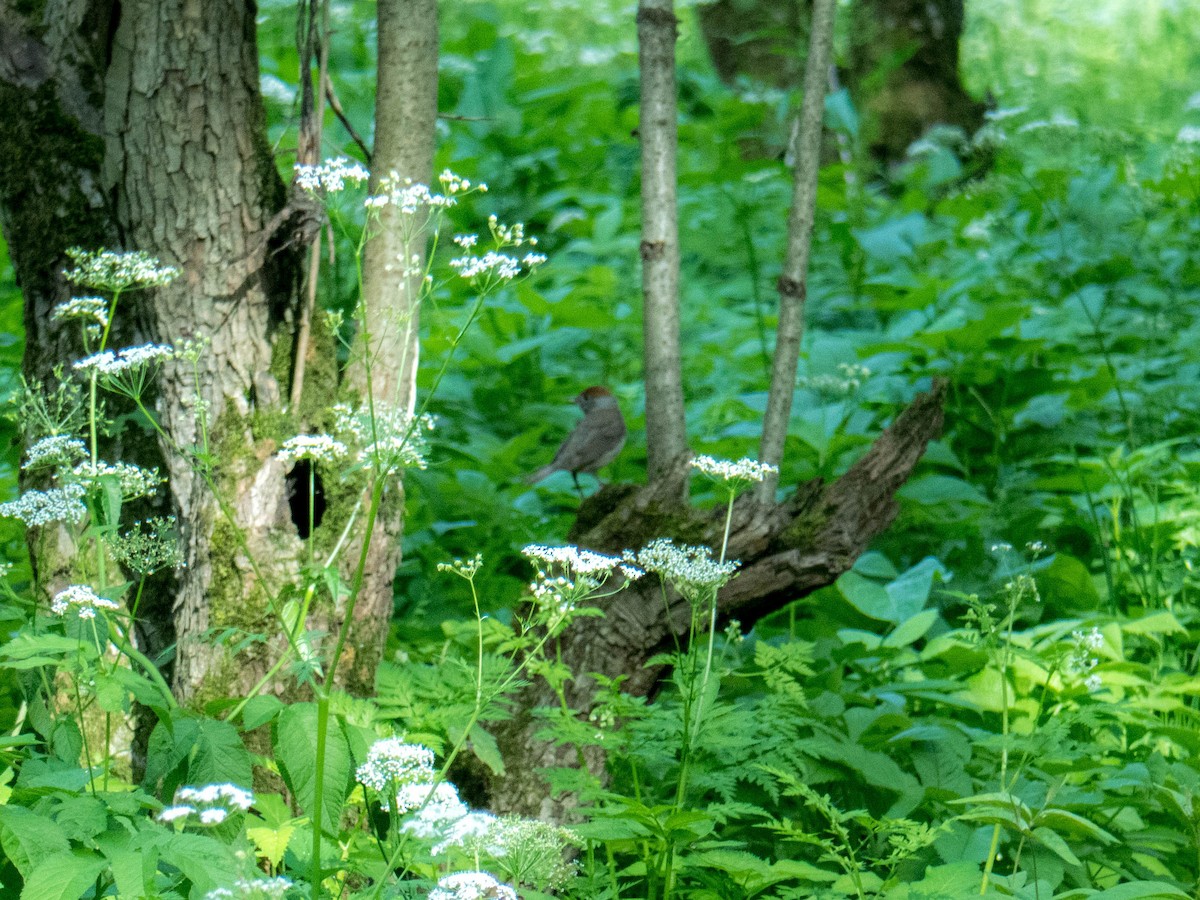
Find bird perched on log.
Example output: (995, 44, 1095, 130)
(525, 386, 626, 493)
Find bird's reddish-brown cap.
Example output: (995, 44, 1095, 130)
(574, 385, 614, 402)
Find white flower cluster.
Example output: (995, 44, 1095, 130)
(487, 214, 533, 247)
(429, 872, 517, 900)
(0, 484, 88, 527)
(690, 455, 779, 484)
(624, 539, 739, 599)
(204, 877, 292, 900)
(398, 782, 469, 835)
(483, 816, 579, 890)
(449, 251, 521, 281)
(431, 811, 497, 856)
(355, 739, 436, 811)
(108, 516, 186, 575)
(522, 544, 623, 575)
(799, 362, 872, 398)
(367, 172, 458, 214)
(64, 248, 178, 291)
(333, 402, 435, 474)
(276, 434, 348, 465)
(24, 435, 88, 470)
(71, 460, 163, 500)
(294, 156, 370, 193)
(522, 544, 630, 626)
(52, 296, 110, 329)
(440, 169, 483, 195)
(158, 783, 254, 826)
(449, 215, 545, 282)
(1066, 626, 1105, 693)
(50, 585, 119, 620)
(74, 343, 176, 376)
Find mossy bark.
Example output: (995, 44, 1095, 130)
(0, 2, 391, 718)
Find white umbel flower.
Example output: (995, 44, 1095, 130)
(429, 872, 517, 900)
(690, 454, 778, 483)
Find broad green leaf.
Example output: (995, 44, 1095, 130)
(1031, 825, 1080, 866)
(884, 609, 941, 648)
(159, 832, 236, 894)
(274, 701, 352, 835)
(247, 822, 298, 869)
(0, 806, 70, 876)
(185, 716, 253, 790)
(1122, 611, 1187, 637)
(20, 849, 106, 900)
(241, 695, 285, 731)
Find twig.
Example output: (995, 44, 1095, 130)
(325, 79, 372, 162)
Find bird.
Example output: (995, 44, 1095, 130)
(525, 386, 626, 493)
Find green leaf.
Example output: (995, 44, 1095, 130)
(0, 806, 70, 876)
(186, 716, 253, 789)
(241, 695, 285, 730)
(898, 474, 988, 506)
(95, 829, 162, 899)
(19, 849, 106, 900)
(51, 795, 108, 842)
(884, 609, 940, 648)
(158, 832, 236, 894)
(468, 723, 505, 776)
(1031, 825, 1080, 866)
(1036, 554, 1101, 611)
(274, 701, 352, 835)
(1088, 883, 1191, 899)
(0, 633, 82, 668)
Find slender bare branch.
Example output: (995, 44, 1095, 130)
(637, 0, 689, 493)
(757, 0, 837, 502)
(325, 79, 371, 162)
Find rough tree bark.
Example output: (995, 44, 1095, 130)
(848, 0, 985, 161)
(103, 0, 305, 704)
(0, 1, 395, 712)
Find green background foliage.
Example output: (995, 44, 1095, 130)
(5, 0, 1200, 896)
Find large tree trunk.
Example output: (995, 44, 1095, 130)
(103, 0, 306, 704)
(0, 2, 385, 713)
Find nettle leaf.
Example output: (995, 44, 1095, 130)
(143, 711, 252, 798)
(19, 849, 107, 900)
(273, 702, 352, 835)
(158, 831, 237, 894)
(0, 806, 70, 877)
